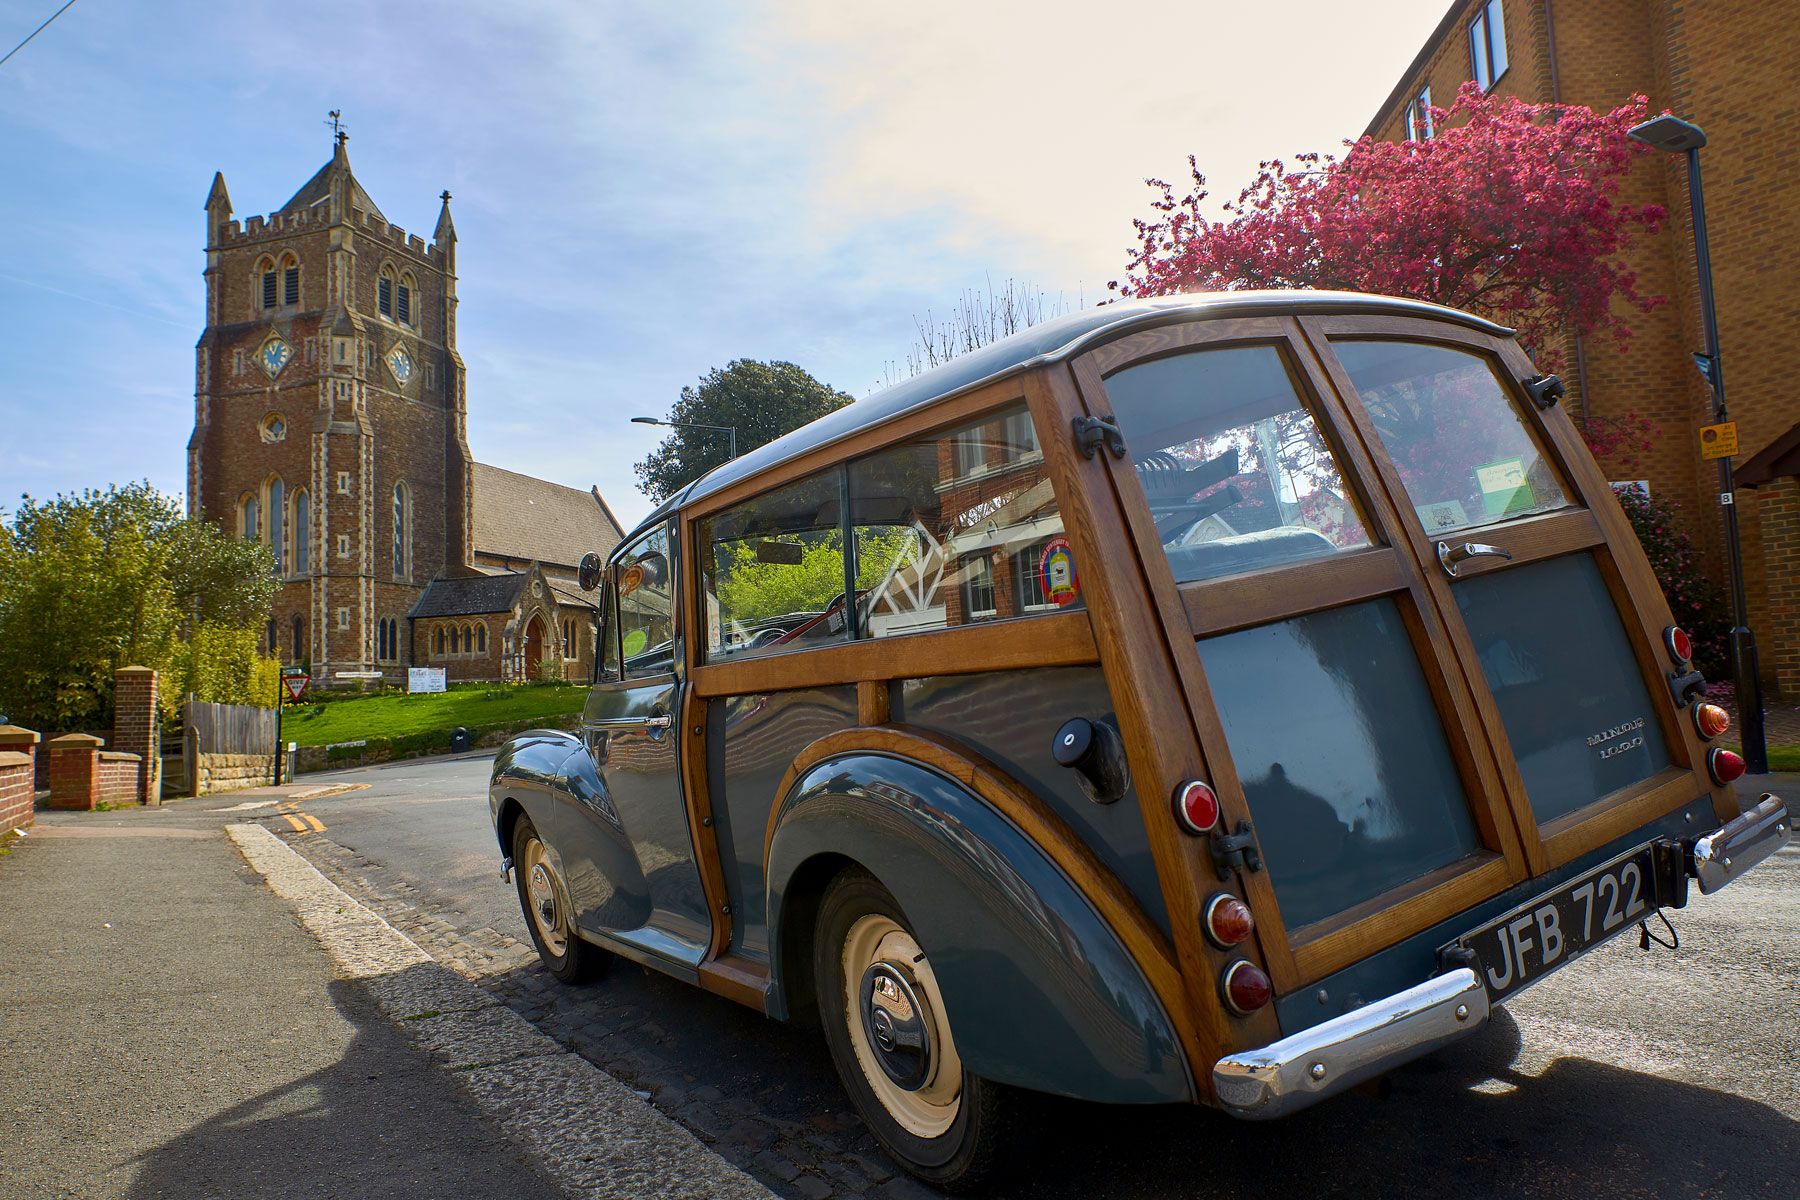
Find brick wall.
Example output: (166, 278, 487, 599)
(45, 734, 103, 811)
(0, 726, 38, 831)
(1757, 478, 1800, 692)
(96, 753, 143, 807)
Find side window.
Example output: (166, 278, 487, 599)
(849, 402, 1077, 638)
(617, 526, 676, 677)
(697, 469, 848, 661)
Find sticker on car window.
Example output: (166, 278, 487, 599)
(1476, 458, 1535, 517)
(1415, 500, 1471, 533)
(1040, 537, 1080, 607)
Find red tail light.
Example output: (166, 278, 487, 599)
(1203, 894, 1254, 948)
(1665, 625, 1693, 664)
(1173, 780, 1221, 836)
(1708, 747, 1746, 785)
(1694, 703, 1731, 739)
(1221, 961, 1272, 1015)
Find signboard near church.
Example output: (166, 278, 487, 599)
(409, 667, 447, 694)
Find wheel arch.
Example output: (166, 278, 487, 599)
(765, 733, 1192, 1105)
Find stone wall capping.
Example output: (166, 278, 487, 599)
(0, 726, 40, 747)
(48, 733, 105, 748)
(0, 751, 31, 769)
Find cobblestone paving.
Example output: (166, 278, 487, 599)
(276, 829, 930, 1200)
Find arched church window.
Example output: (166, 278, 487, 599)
(239, 492, 259, 541)
(291, 490, 310, 574)
(292, 616, 304, 662)
(392, 481, 410, 580)
(397, 272, 415, 325)
(257, 256, 277, 310)
(476, 624, 488, 654)
(450, 626, 461, 655)
(434, 626, 446, 656)
(378, 265, 396, 318)
(267, 476, 285, 575)
(281, 253, 300, 307)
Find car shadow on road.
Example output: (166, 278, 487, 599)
(118, 980, 561, 1200)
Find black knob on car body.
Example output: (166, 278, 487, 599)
(1053, 718, 1097, 769)
(1052, 717, 1128, 804)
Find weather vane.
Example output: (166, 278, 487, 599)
(325, 109, 347, 148)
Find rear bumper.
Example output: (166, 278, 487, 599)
(1213, 794, 1791, 1119)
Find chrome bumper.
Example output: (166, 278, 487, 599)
(1214, 794, 1791, 1120)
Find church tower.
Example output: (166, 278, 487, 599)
(190, 135, 475, 676)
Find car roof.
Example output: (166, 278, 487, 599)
(630, 289, 1511, 539)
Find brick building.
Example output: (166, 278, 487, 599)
(190, 139, 622, 683)
(1367, 0, 1800, 698)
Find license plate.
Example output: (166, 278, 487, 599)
(1456, 844, 1659, 1004)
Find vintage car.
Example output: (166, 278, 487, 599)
(488, 291, 1790, 1190)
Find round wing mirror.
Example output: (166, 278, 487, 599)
(577, 551, 604, 592)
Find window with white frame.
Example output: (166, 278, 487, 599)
(1469, 0, 1508, 92)
(960, 552, 996, 619)
(1405, 85, 1433, 141)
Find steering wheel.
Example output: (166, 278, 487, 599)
(748, 627, 786, 648)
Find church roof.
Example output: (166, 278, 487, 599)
(279, 141, 387, 223)
(410, 572, 526, 618)
(472, 462, 624, 571)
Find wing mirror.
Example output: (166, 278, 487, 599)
(577, 551, 604, 592)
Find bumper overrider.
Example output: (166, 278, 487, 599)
(1213, 795, 1792, 1119)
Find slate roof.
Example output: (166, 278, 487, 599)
(472, 462, 624, 570)
(409, 573, 526, 619)
(280, 143, 388, 223)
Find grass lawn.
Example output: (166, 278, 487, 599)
(1737, 744, 1800, 772)
(281, 684, 588, 747)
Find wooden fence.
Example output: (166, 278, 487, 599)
(184, 700, 278, 756)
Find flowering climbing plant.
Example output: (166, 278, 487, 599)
(1112, 83, 1667, 364)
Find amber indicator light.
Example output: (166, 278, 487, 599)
(1707, 746, 1746, 785)
(1665, 625, 1693, 664)
(1221, 961, 1272, 1016)
(1203, 894, 1255, 948)
(1693, 703, 1731, 740)
(1173, 780, 1221, 836)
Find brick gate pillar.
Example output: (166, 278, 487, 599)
(114, 666, 160, 805)
(0, 726, 39, 830)
(46, 734, 103, 811)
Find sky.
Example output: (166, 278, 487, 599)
(0, 0, 1451, 532)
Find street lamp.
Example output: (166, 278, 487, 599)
(630, 415, 738, 461)
(1628, 114, 1767, 773)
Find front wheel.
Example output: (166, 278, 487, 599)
(511, 815, 609, 984)
(814, 869, 1031, 1192)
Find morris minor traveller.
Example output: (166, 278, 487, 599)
(489, 291, 1791, 1191)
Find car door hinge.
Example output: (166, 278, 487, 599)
(1210, 821, 1263, 880)
(1072, 415, 1127, 460)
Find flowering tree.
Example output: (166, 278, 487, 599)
(1112, 83, 1666, 363)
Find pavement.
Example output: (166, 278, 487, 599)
(0, 793, 773, 1200)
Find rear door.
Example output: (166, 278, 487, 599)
(1295, 315, 1721, 873)
(1075, 316, 1534, 992)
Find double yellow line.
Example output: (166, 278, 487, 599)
(277, 799, 325, 834)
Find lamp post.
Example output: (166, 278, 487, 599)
(631, 415, 738, 461)
(1628, 114, 1767, 774)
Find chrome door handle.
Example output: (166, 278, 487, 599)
(642, 714, 673, 729)
(1437, 541, 1513, 577)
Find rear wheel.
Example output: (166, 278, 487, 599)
(814, 868, 1030, 1192)
(511, 815, 609, 984)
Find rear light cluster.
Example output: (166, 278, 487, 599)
(1173, 780, 1220, 835)
(1665, 625, 1694, 665)
(1202, 893, 1254, 948)
(1694, 702, 1731, 740)
(1708, 746, 1746, 785)
(1221, 961, 1272, 1015)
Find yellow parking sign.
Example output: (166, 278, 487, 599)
(1699, 422, 1738, 460)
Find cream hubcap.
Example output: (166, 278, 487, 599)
(522, 836, 569, 957)
(842, 914, 963, 1138)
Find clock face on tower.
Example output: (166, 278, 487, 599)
(386, 344, 413, 385)
(259, 335, 292, 378)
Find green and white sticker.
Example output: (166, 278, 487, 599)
(1475, 458, 1535, 517)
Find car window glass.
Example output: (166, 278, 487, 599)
(849, 403, 1080, 640)
(617, 526, 675, 677)
(698, 469, 851, 661)
(1331, 340, 1572, 536)
(1104, 345, 1374, 585)
(599, 579, 620, 680)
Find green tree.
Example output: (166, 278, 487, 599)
(0, 482, 277, 730)
(634, 360, 854, 503)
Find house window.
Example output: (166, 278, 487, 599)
(961, 553, 996, 619)
(1015, 538, 1054, 611)
(292, 490, 310, 574)
(952, 428, 986, 477)
(1470, 0, 1508, 92)
(1405, 85, 1433, 141)
(1003, 410, 1038, 462)
(378, 267, 395, 318)
(392, 481, 410, 580)
(282, 254, 300, 306)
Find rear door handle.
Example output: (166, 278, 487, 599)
(1437, 541, 1512, 577)
(642, 714, 673, 729)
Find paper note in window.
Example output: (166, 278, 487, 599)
(1475, 458, 1534, 517)
(1414, 500, 1470, 534)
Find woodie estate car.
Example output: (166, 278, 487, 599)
(489, 291, 1790, 1190)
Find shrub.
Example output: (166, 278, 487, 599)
(1613, 486, 1730, 678)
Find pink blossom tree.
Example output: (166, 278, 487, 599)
(1112, 83, 1666, 364)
